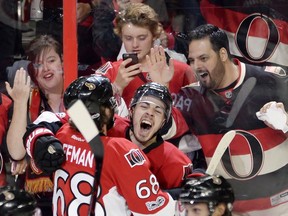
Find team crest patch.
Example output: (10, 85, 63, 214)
(124, 149, 146, 167)
(95, 62, 113, 75)
(146, 196, 165, 211)
(182, 163, 193, 179)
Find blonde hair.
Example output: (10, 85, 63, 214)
(114, 3, 162, 38)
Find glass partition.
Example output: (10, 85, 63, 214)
(1, 0, 287, 85)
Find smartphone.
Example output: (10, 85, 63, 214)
(122, 53, 139, 67)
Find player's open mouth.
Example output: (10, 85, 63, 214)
(140, 120, 152, 130)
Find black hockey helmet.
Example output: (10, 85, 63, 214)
(64, 74, 117, 129)
(129, 82, 173, 122)
(179, 175, 234, 214)
(0, 186, 37, 216)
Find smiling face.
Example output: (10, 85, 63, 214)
(130, 96, 166, 146)
(33, 47, 63, 94)
(188, 37, 226, 90)
(121, 23, 155, 62)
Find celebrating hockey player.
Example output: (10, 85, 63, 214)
(23, 75, 176, 215)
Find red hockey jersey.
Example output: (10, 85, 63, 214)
(25, 112, 176, 216)
(108, 115, 193, 190)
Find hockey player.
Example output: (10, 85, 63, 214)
(170, 24, 288, 215)
(0, 185, 38, 216)
(108, 82, 205, 190)
(178, 174, 234, 216)
(23, 75, 176, 215)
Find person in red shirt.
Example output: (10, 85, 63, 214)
(94, 3, 196, 106)
(5, 35, 64, 215)
(0, 92, 38, 216)
(0, 93, 12, 187)
(108, 82, 200, 189)
(23, 75, 176, 215)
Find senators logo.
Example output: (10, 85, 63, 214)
(85, 82, 96, 90)
(124, 149, 146, 168)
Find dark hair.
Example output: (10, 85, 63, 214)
(188, 24, 232, 59)
(26, 34, 62, 62)
(26, 35, 62, 84)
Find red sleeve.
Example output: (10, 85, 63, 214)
(103, 138, 175, 215)
(94, 61, 121, 82)
(107, 114, 129, 137)
(183, 63, 196, 85)
(0, 94, 12, 186)
(147, 142, 192, 189)
(169, 61, 196, 95)
(170, 107, 189, 138)
(0, 94, 12, 144)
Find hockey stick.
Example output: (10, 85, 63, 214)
(67, 99, 103, 215)
(206, 130, 236, 175)
(67, 100, 104, 159)
(225, 77, 256, 128)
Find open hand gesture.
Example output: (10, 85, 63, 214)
(146, 45, 174, 86)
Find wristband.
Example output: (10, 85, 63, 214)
(25, 128, 54, 158)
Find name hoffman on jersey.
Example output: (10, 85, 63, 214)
(63, 135, 94, 168)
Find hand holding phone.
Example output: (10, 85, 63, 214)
(122, 53, 139, 68)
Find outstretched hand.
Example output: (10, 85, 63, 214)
(146, 45, 174, 86)
(5, 68, 31, 104)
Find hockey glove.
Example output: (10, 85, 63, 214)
(33, 135, 65, 174)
